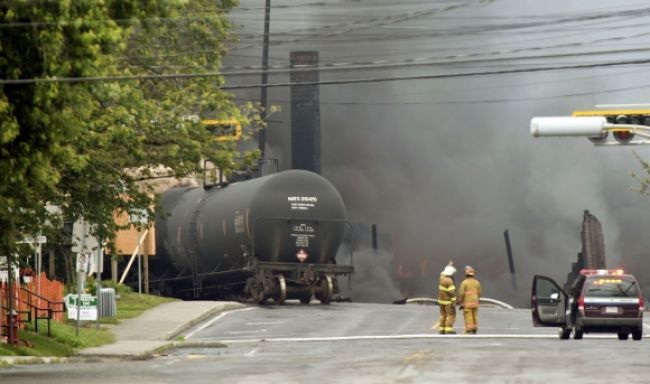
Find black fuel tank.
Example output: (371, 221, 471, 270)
(156, 170, 347, 274)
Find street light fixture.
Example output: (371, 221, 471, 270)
(530, 116, 650, 146)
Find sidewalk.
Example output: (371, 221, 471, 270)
(78, 300, 245, 358)
(0, 301, 245, 364)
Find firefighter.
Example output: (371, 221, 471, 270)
(458, 265, 481, 334)
(437, 261, 457, 334)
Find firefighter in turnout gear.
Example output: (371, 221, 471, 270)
(437, 261, 457, 334)
(458, 265, 481, 334)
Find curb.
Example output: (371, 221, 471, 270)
(160, 302, 245, 341)
(1, 302, 247, 365)
(0, 356, 69, 366)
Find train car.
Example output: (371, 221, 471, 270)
(153, 169, 354, 304)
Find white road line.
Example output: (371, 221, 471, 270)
(244, 347, 260, 357)
(205, 334, 568, 344)
(245, 321, 282, 326)
(185, 307, 257, 339)
(228, 329, 268, 335)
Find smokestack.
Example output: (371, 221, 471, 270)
(371, 224, 378, 251)
(290, 51, 321, 173)
(503, 229, 517, 290)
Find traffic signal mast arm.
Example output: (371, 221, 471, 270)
(530, 109, 650, 146)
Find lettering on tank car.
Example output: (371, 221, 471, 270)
(291, 223, 316, 247)
(287, 196, 318, 211)
(292, 233, 314, 247)
(292, 224, 315, 233)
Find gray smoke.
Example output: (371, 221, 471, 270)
(228, 0, 650, 307)
(337, 247, 403, 303)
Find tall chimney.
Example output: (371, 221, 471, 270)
(290, 51, 321, 173)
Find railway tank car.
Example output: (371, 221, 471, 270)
(154, 169, 354, 304)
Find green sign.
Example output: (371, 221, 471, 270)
(65, 294, 97, 320)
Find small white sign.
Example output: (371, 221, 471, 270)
(76, 253, 90, 273)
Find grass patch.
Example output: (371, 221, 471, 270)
(114, 291, 176, 321)
(1, 282, 176, 358)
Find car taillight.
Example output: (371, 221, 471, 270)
(640, 296, 644, 311)
(578, 295, 585, 311)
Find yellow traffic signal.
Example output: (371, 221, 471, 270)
(572, 109, 650, 143)
(201, 119, 242, 142)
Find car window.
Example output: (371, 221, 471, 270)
(535, 277, 561, 299)
(584, 276, 639, 297)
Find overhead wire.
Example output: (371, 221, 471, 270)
(231, 0, 492, 49)
(235, 67, 650, 105)
(126, 43, 650, 78)
(4, 57, 650, 87)
(230, 4, 650, 38)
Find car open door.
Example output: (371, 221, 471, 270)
(531, 275, 567, 327)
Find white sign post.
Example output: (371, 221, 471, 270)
(75, 252, 91, 336)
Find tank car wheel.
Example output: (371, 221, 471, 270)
(246, 278, 266, 304)
(315, 275, 333, 305)
(273, 274, 287, 305)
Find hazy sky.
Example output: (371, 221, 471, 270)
(226, 0, 650, 305)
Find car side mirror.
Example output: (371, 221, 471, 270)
(550, 292, 559, 300)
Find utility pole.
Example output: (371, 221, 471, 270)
(258, 0, 271, 158)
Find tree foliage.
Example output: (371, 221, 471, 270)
(0, 0, 252, 261)
(632, 151, 650, 197)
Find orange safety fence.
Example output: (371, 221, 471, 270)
(1, 273, 65, 328)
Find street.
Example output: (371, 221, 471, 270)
(2, 302, 649, 383)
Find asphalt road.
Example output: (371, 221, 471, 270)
(2, 303, 650, 384)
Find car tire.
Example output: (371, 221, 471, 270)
(573, 329, 583, 340)
(558, 327, 571, 340)
(617, 332, 629, 340)
(632, 329, 642, 341)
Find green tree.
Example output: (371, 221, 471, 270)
(0, 0, 253, 272)
(632, 152, 650, 197)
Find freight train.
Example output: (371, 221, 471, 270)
(151, 169, 354, 304)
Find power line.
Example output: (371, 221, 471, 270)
(235, 68, 650, 105)
(232, 5, 650, 49)
(215, 0, 463, 11)
(136, 45, 650, 78)
(220, 58, 650, 90)
(232, 0, 487, 50)
(4, 57, 650, 87)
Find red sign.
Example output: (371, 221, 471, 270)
(296, 249, 309, 262)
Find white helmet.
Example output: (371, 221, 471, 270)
(442, 265, 456, 276)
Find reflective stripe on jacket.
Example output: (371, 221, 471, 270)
(438, 274, 456, 305)
(458, 277, 481, 308)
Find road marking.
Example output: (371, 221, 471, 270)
(187, 354, 208, 360)
(205, 334, 570, 344)
(228, 329, 268, 335)
(245, 321, 281, 326)
(244, 347, 260, 357)
(643, 323, 650, 330)
(402, 350, 433, 365)
(185, 307, 257, 339)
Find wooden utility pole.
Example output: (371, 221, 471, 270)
(258, 0, 271, 158)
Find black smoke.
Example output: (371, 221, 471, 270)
(227, 0, 650, 307)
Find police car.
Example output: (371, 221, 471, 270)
(532, 269, 644, 340)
